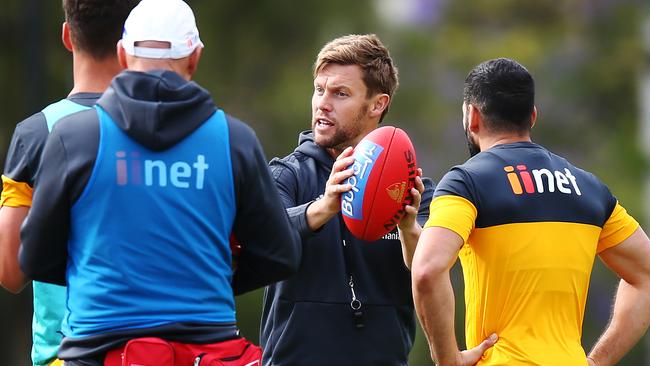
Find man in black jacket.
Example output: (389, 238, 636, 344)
(261, 34, 435, 365)
(19, 0, 300, 365)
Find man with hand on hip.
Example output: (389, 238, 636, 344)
(412, 58, 650, 366)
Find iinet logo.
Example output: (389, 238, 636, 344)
(504, 165, 581, 196)
(115, 151, 209, 189)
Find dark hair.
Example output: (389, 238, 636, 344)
(314, 34, 399, 122)
(463, 58, 535, 133)
(63, 0, 140, 60)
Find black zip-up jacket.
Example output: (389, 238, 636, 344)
(261, 131, 435, 366)
(19, 70, 301, 365)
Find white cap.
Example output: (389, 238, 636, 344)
(121, 0, 204, 59)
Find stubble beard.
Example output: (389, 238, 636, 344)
(314, 104, 368, 154)
(464, 115, 481, 158)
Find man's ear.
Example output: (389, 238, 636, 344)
(368, 94, 390, 119)
(530, 106, 538, 129)
(186, 47, 203, 80)
(467, 103, 483, 133)
(117, 40, 128, 69)
(61, 22, 73, 52)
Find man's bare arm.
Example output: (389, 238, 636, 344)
(588, 227, 650, 366)
(0, 206, 29, 293)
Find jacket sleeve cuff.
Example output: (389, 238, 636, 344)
(287, 200, 321, 240)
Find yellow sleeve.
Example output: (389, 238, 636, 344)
(424, 195, 477, 243)
(1, 175, 32, 207)
(597, 202, 639, 253)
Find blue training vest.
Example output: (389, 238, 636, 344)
(31, 99, 92, 366)
(63, 106, 236, 338)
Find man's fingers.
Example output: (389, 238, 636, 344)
(329, 183, 352, 194)
(410, 187, 422, 207)
(404, 205, 418, 216)
(472, 333, 498, 358)
(479, 333, 498, 351)
(460, 333, 497, 366)
(332, 156, 356, 173)
(414, 175, 424, 193)
(329, 169, 355, 185)
(331, 147, 354, 174)
(335, 146, 354, 160)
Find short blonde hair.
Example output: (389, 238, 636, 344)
(314, 34, 399, 122)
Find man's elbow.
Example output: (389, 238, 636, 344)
(0, 252, 29, 293)
(0, 272, 28, 294)
(411, 257, 447, 293)
(411, 266, 433, 294)
(0, 247, 29, 293)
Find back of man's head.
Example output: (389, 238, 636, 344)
(314, 34, 398, 122)
(121, 0, 203, 60)
(63, 0, 139, 60)
(118, 0, 203, 79)
(463, 58, 535, 134)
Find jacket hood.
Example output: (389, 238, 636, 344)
(97, 70, 216, 151)
(295, 130, 335, 168)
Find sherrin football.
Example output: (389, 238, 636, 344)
(341, 126, 417, 241)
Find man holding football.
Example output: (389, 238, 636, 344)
(261, 33, 434, 365)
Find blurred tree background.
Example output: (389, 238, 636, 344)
(1, 0, 649, 364)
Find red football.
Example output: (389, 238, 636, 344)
(341, 126, 417, 241)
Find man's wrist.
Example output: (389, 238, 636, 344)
(306, 196, 338, 231)
(398, 220, 421, 236)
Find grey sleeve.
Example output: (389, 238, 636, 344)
(269, 158, 320, 240)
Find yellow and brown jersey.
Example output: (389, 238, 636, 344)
(425, 141, 638, 366)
